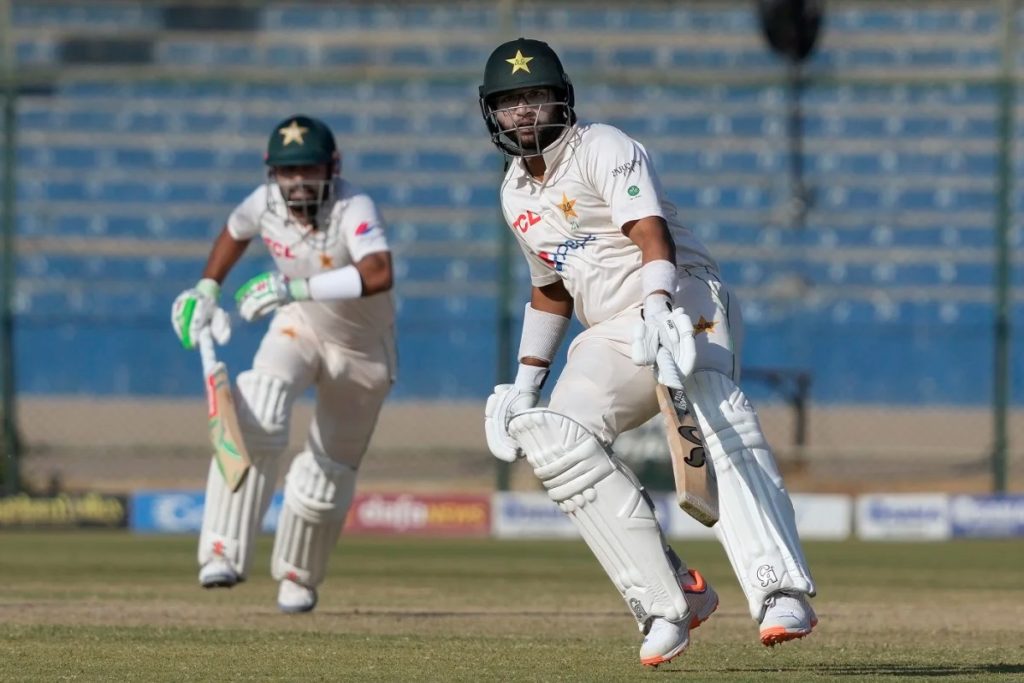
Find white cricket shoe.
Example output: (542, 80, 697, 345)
(680, 569, 719, 630)
(278, 578, 317, 614)
(199, 559, 240, 588)
(640, 617, 689, 667)
(759, 591, 817, 646)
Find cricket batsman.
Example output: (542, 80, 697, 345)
(479, 38, 817, 665)
(171, 114, 396, 613)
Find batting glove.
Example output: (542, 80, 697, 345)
(171, 278, 231, 350)
(631, 293, 696, 390)
(484, 365, 548, 462)
(235, 272, 311, 322)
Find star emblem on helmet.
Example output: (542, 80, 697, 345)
(506, 50, 533, 74)
(279, 120, 309, 146)
(557, 193, 578, 219)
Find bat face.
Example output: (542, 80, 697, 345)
(205, 363, 250, 492)
(656, 384, 719, 527)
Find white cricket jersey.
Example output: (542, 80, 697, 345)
(227, 178, 395, 347)
(500, 122, 718, 328)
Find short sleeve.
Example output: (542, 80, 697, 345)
(226, 187, 266, 240)
(342, 193, 390, 262)
(584, 125, 666, 230)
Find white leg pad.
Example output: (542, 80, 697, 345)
(198, 369, 292, 577)
(685, 370, 815, 620)
(235, 370, 292, 453)
(509, 408, 689, 628)
(197, 454, 279, 578)
(271, 450, 357, 587)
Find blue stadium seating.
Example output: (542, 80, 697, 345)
(7, 1, 1023, 403)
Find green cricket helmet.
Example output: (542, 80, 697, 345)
(265, 114, 340, 223)
(479, 38, 576, 158)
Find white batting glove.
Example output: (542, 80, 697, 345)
(171, 278, 231, 350)
(631, 294, 696, 390)
(235, 272, 311, 322)
(484, 365, 548, 462)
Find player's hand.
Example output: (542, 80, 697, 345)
(631, 294, 696, 390)
(171, 278, 231, 350)
(484, 383, 542, 462)
(235, 272, 310, 322)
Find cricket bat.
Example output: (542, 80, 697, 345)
(655, 383, 719, 527)
(198, 328, 251, 492)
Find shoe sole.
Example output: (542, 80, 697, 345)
(200, 575, 242, 589)
(760, 617, 818, 647)
(278, 599, 317, 614)
(640, 639, 688, 668)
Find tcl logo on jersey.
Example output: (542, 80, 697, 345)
(513, 210, 542, 233)
(539, 234, 596, 271)
(262, 236, 295, 259)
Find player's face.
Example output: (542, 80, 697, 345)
(271, 163, 333, 224)
(492, 87, 562, 152)
(273, 164, 330, 203)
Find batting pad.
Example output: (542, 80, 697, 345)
(198, 453, 279, 578)
(271, 450, 356, 587)
(509, 409, 689, 629)
(235, 370, 292, 454)
(685, 370, 815, 620)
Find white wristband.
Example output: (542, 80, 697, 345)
(641, 260, 678, 299)
(517, 304, 570, 364)
(514, 363, 549, 391)
(306, 265, 363, 301)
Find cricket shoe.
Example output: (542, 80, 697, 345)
(680, 569, 719, 630)
(199, 559, 240, 588)
(640, 616, 689, 667)
(759, 591, 817, 646)
(278, 578, 317, 614)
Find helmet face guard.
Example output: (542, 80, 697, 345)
(479, 38, 576, 158)
(264, 115, 340, 224)
(268, 168, 335, 223)
(480, 95, 573, 158)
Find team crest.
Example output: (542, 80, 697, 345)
(506, 49, 533, 74)
(278, 120, 308, 146)
(693, 316, 717, 335)
(557, 193, 578, 219)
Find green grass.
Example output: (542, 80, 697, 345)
(1, 533, 1023, 681)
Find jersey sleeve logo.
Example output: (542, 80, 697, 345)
(354, 221, 377, 236)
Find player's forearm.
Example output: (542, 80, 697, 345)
(623, 215, 675, 265)
(354, 251, 393, 295)
(520, 282, 572, 368)
(202, 226, 250, 283)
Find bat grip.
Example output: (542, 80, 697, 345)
(197, 326, 217, 376)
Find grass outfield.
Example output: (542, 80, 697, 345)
(1, 533, 1022, 681)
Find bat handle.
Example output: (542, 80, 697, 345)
(197, 326, 217, 377)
